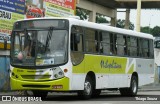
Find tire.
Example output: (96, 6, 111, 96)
(32, 90, 48, 100)
(78, 76, 93, 99)
(120, 76, 138, 96)
(92, 89, 101, 97)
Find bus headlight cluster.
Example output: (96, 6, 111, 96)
(52, 67, 64, 79)
(11, 72, 19, 78)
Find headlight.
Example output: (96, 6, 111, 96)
(52, 67, 64, 79)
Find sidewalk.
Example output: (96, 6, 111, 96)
(139, 83, 160, 91)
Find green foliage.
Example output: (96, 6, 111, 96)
(76, 9, 135, 30)
(76, 8, 109, 23)
(116, 19, 125, 28)
(96, 14, 109, 23)
(140, 26, 152, 34)
(141, 26, 160, 36)
(76, 8, 89, 20)
(116, 19, 134, 30)
(151, 26, 160, 36)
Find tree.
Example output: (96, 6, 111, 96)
(151, 26, 160, 36)
(141, 26, 160, 36)
(140, 26, 152, 34)
(76, 8, 89, 20)
(96, 14, 109, 23)
(76, 9, 135, 30)
(116, 19, 134, 30)
(76, 8, 109, 23)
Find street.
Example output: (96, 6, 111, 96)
(1, 90, 160, 104)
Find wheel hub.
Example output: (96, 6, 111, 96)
(84, 81, 91, 95)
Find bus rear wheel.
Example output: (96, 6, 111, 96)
(78, 76, 93, 99)
(120, 76, 138, 96)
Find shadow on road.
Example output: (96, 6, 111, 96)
(44, 94, 156, 101)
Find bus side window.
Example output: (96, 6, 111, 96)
(137, 38, 140, 56)
(85, 28, 98, 53)
(124, 36, 127, 55)
(70, 26, 84, 65)
(110, 33, 114, 55)
(114, 34, 117, 55)
(130, 37, 137, 57)
(139, 38, 143, 57)
(142, 39, 149, 58)
(100, 31, 110, 55)
(127, 36, 130, 56)
(149, 40, 154, 58)
(116, 34, 125, 56)
(71, 26, 83, 52)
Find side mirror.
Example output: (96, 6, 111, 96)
(75, 33, 80, 44)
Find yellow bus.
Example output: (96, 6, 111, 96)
(10, 17, 154, 99)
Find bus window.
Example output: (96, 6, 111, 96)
(85, 28, 98, 53)
(70, 26, 84, 65)
(71, 26, 83, 51)
(14, 32, 21, 57)
(138, 38, 143, 57)
(130, 37, 137, 57)
(100, 31, 110, 55)
(142, 39, 149, 57)
(124, 36, 127, 55)
(149, 40, 154, 58)
(127, 36, 130, 56)
(116, 34, 125, 56)
(113, 34, 117, 55)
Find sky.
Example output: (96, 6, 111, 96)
(117, 9, 160, 29)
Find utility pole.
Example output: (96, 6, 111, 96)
(136, 0, 141, 32)
(149, 15, 153, 34)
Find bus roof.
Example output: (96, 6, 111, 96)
(16, 17, 154, 40)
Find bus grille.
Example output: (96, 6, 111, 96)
(22, 85, 50, 88)
(21, 75, 51, 80)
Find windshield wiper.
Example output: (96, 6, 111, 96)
(45, 27, 55, 51)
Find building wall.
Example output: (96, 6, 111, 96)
(77, 0, 117, 25)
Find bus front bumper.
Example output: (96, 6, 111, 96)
(10, 77, 69, 91)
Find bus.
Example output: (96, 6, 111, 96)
(10, 17, 155, 99)
(154, 38, 160, 81)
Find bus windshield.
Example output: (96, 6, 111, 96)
(11, 19, 68, 67)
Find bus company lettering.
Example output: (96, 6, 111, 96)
(100, 60, 122, 69)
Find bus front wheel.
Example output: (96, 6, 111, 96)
(78, 76, 93, 99)
(120, 76, 138, 96)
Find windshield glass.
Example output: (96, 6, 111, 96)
(11, 19, 68, 67)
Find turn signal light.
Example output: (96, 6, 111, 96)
(64, 69, 68, 73)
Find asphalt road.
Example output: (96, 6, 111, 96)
(1, 91, 160, 104)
